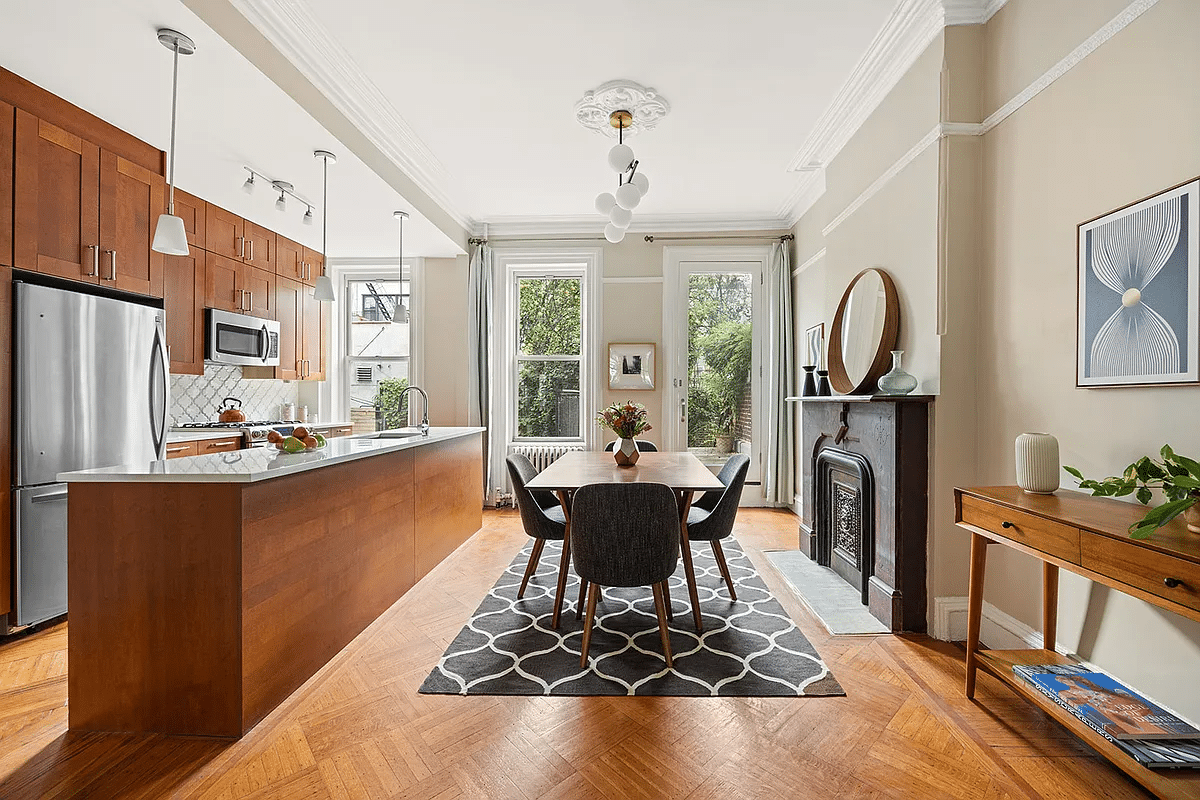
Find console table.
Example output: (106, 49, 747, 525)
(955, 486, 1200, 800)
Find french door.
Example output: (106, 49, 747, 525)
(664, 247, 768, 497)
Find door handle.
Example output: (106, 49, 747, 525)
(105, 249, 117, 280)
(31, 489, 69, 504)
(237, 288, 246, 311)
(85, 244, 99, 277)
(680, 396, 687, 422)
(259, 324, 269, 361)
(248, 240, 254, 261)
(247, 291, 254, 312)
(237, 236, 245, 259)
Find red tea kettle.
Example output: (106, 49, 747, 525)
(217, 397, 246, 423)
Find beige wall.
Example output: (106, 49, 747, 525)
(979, 0, 1200, 720)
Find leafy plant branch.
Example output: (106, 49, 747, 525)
(1065, 445, 1200, 539)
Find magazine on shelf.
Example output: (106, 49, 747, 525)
(1013, 664, 1200, 769)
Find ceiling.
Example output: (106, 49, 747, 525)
(0, 0, 462, 258)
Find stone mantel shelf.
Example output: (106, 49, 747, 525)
(785, 395, 936, 403)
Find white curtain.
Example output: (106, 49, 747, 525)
(763, 241, 794, 505)
(467, 242, 493, 502)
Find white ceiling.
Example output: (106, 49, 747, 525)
(299, 0, 897, 225)
(0, 0, 462, 258)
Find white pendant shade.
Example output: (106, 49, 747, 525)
(607, 143, 635, 172)
(609, 205, 632, 229)
(594, 192, 616, 215)
(151, 213, 189, 256)
(313, 273, 335, 302)
(604, 223, 625, 243)
(630, 172, 649, 196)
(615, 183, 642, 210)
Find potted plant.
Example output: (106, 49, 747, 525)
(1065, 445, 1200, 538)
(596, 400, 653, 467)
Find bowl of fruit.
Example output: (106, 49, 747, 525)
(268, 426, 327, 454)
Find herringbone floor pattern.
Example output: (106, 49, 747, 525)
(0, 509, 1148, 799)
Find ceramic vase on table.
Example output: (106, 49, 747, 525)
(801, 365, 818, 397)
(1015, 433, 1060, 494)
(614, 438, 640, 467)
(877, 350, 918, 395)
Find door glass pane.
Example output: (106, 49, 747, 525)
(517, 361, 580, 438)
(687, 273, 752, 465)
(518, 278, 580, 356)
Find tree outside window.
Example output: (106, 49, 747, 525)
(515, 277, 582, 439)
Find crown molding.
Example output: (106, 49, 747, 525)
(780, 171, 827, 229)
(225, 0, 474, 232)
(480, 214, 790, 238)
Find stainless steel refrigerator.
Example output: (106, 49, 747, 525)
(13, 281, 169, 627)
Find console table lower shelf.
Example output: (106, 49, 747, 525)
(955, 486, 1200, 800)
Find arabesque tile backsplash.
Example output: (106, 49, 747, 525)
(170, 365, 299, 425)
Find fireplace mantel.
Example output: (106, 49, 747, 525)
(798, 396, 932, 632)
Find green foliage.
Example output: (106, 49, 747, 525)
(1066, 445, 1200, 539)
(685, 274, 753, 446)
(373, 377, 409, 430)
(699, 320, 752, 435)
(519, 278, 580, 356)
(515, 279, 583, 438)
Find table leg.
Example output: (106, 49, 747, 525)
(676, 490, 703, 633)
(965, 532, 989, 699)
(1043, 562, 1059, 652)
(551, 490, 573, 629)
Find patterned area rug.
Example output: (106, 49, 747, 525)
(420, 536, 844, 696)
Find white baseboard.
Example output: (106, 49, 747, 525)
(932, 596, 1044, 650)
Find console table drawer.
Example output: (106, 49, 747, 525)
(1081, 534, 1200, 613)
(960, 495, 1080, 563)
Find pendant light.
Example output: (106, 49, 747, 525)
(312, 150, 337, 302)
(393, 211, 408, 323)
(151, 29, 196, 256)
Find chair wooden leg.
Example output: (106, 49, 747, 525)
(663, 579, 673, 621)
(652, 582, 673, 669)
(580, 582, 600, 669)
(551, 530, 571, 629)
(711, 539, 736, 601)
(517, 538, 546, 599)
(576, 579, 589, 621)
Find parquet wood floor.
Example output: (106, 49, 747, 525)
(0, 509, 1149, 799)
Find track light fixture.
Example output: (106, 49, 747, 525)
(239, 167, 315, 224)
(303, 206, 313, 225)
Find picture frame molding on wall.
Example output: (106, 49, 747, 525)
(1076, 176, 1200, 388)
(608, 342, 656, 390)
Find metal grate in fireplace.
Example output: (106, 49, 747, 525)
(815, 447, 875, 605)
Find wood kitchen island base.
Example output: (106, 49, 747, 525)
(65, 430, 482, 738)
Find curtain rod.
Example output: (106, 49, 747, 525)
(469, 233, 794, 245)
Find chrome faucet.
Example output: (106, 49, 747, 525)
(398, 385, 430, 435)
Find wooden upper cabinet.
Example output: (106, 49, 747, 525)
(275, 235, 305, 284)
(205, 204, 244, 261)
(243, 221, 273, 271)
(243, 266, 274, 320)
(164, 250, 204, 375)
(171, 188, 205, 251)
(13, 109, 101, 284)
(0, 101, 12, 267)
(302, 292, 328, 381)
(205, 250, 242, 313)
(303, 247, 324, 286)
(275, 276, 302, 380)
(99, 151, 164, 296)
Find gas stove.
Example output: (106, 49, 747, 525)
(174, 420, 303, 446)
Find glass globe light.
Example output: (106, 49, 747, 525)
(615, 182, 642, 210)
(607, 143, 635, 172)
(609, 205, 633, 229)
(630, 172, 649, 196)
(594, 192, 616, 215)
(604, 223, 626, 243)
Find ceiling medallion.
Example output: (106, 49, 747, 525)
(575, 79, 671, 138)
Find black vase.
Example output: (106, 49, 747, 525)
(816, 369, 831, 396)
(801, 365, 817, 396)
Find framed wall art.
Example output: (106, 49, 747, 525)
(1077, 177, 1200, 387)
(608, 343, 655, 390)
(804, 322, 826, 369)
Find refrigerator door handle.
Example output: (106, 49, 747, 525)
(150, 326, 168, 459)
(31, 489, 69, 504)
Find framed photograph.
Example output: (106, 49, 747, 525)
(1078, 177, 1200, 387)
(804, 323, 825, 369)
(609, 343, 655, 390)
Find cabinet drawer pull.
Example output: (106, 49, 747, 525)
(166, 445, 190, 452)
(206, 442, 233, 449)
(85, 244, 99, 276)
(105, 249, 117, 280)
(1001, 521, 1014, 529)
(1165, 577, 1185, 589)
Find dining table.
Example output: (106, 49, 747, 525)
(524, 450, 725, 631)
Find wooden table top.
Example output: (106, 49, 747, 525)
(525, 451, 725, 493)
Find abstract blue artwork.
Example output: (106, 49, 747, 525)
(1078, 178, 1199, 386)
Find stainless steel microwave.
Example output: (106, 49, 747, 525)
(205, 308, 280, 366)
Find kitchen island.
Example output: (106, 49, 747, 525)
(58, 427, 484, 738)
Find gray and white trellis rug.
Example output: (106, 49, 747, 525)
(420, 537, 844, 697)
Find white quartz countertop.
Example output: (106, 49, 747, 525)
(60, 427, 484, 484)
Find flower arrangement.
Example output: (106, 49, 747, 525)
(1065, 445, 1200, 538)
(596, 400, 653, 440)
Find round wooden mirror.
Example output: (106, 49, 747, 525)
(827, 267, 900, 395)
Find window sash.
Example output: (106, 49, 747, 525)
(511, 272, 585, 442)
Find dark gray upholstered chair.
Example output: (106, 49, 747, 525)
(685, 454, 750, 601)
(570, 482, 679, 668)
(602, 440, 658, 452)
(506, 454, 567, 599)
